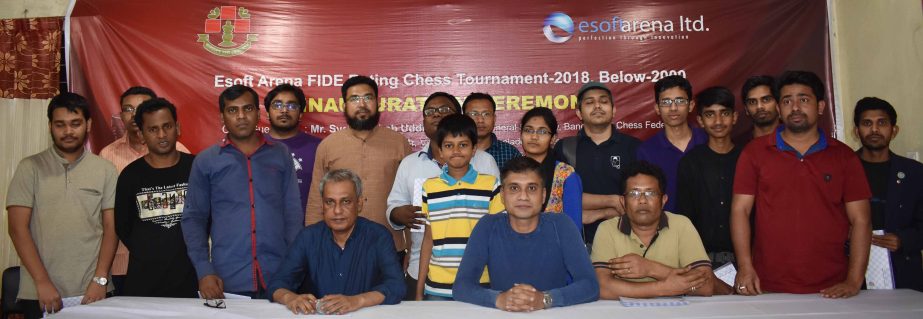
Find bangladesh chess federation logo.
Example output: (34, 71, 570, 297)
(197, 6, 258, 57)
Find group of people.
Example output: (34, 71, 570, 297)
(5, 71, 921, 317)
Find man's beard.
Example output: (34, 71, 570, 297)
(270, 117, 298, 134)
(346, 111, 380, 131)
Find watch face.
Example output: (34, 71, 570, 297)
(95, 277, 108, 285)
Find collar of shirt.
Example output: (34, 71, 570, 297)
(220, 132, 273, 153)
(650, 126, 707, 153)
(439, 164, 479, 186)
(577, 124, 623, 146)
(618, 212, 670, 236)
(773, 125, 828, 158)
(50, 145, 87, 168)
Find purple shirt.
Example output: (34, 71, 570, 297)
(266, 131, 322, 212)
(636, 127, 708, 212)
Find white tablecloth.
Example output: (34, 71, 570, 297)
(50, 289, 923, 319)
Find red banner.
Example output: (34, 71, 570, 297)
(67, 0, 834, 153)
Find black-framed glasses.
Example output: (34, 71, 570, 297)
(347, 95, 374, 104)
(423, 106, 453, 117)
(271, 101, 301, 111)
(658, 98, 689, 108)
(204, 299, 226, 309)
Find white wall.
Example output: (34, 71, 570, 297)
(831, 0, 923, 159)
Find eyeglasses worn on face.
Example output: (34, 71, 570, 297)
(347, 95, 374, 104)
(625, 190, 661, 200)
(271, 101, 301, 111)
(522, 128, 552, 136)
(465, 111, 494, 118)
(121, 106, 136, 114)
(658, 98, 689, 108)
(423, 106, 453, 117)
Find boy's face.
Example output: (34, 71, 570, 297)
(697, 104, 737, 139)
(440, 134, 475, 170)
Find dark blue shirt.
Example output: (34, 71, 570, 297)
(268, 217, 405, 304)
(182, 135, 304, 293)
(453, 213, 598, 308)
(636, 127, 708, 212)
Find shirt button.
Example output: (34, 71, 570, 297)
(720, 201, 725, 205)
(639, 244, 644, 248)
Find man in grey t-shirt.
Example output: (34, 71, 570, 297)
(6, 93, 118, 318)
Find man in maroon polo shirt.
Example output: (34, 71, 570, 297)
(730, 71, 871, 298)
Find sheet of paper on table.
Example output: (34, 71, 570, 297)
(619, 296, 688, 307)
(865, 229, 895, 290)
(713, 262, 737, 287)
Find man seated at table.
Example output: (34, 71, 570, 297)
(268, 169, 405, 314)
(592, 161, 718, 299)
(453, 157, 598, 311)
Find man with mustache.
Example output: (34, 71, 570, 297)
(7, 93, 119, 318)
(553, 82, 640, 247)
(463, 92, 520, 170)
(731, 71, 871, 298)
(264, 84, 322, 213)
(674, 87, 739, 294)
(306, 76, 413, 264)
(853, 97, 923, 291)
(636, 75, 708, 213)
(740, 76, 780, 140)
(100, 87, 189, 294)
(386, 92, 500, 299)
(182, 85, 303, 299)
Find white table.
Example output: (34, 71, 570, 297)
(50, 289, 923, 319)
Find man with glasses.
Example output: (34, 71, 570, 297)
(636, 75, 708, 213)
(182, 85, 303, 299)
(740, 76, 780, 140)
(386, 92, 499, 299)
(306, 76, 413, 263)
(100, 86, 189, 295)
(264, 84, 322, 212)
(463, 92, 520, 170)
(593, 161, 715, 299)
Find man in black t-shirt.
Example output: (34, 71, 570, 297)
(114, 98, 198, 297)
(853, 97, 923, 291)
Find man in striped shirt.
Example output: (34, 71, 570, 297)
(417, 114, 505, 300)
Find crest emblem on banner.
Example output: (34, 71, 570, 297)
(196, 6, 258, 57)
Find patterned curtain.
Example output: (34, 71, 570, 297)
(0, 17, 62, 99)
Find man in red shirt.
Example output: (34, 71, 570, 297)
(730, 71, 871, 298)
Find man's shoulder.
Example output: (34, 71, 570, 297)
(663, 211, 695, 230)
(98, 138, 124, 158)
(892, 154, 923, 175)
(82, 152, 117, 172)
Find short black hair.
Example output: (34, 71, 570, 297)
(435, 113, 478, 147)
(341, 75, 379, 100)
(501, 156, 544, 186)
(520, 107, 557, 136)
(740, 75, 777, 104)
(218, 85, 258, 112)
(424, 92, 461, 114)
(264, 83, 306, 113)
(47, 92, 91, 121)
(853, 97, 897, 127)
(462, 92, 496, 112)
(134, 97, 178, 128)
(621, 161, 667, 194)
(695, 86, 735, 115)
(777, 71, 825, 101)
(120, 86, 157, 105)
(654, 75, 692, 102)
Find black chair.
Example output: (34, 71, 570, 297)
(1, 266, 22, 319)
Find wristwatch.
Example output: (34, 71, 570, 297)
(92, 276, 108, 286)
(542, 292, 552, 309)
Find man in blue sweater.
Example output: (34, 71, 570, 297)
(453, 156, 599, 311)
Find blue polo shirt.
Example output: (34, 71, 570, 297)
(268, 217, 405, 304)
(636, 127, 708, 212)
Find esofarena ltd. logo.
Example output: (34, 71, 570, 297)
(543, 12, 574, 43)
(542, 12, 709, 43)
